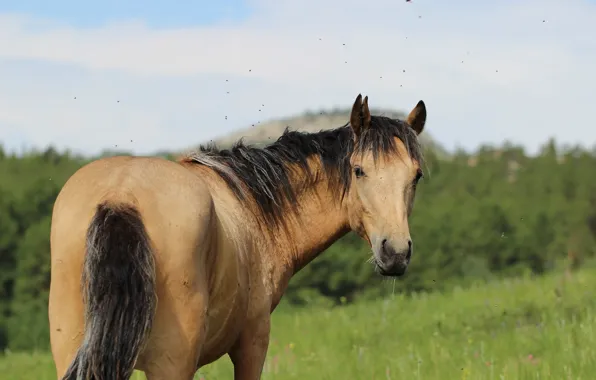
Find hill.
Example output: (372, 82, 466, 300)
(191, 107, 449, 159)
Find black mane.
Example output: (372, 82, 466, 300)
(188, 115, 424, 228)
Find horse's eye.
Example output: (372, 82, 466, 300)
(414, 169, 424, 184)
(354, 166, 365, 178)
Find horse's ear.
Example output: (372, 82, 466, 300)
(362, 95, 372, 127)
(350, 94, 371, 140)
(405, 100, 426, 135)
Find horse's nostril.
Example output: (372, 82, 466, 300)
(381, 239, 388, 249)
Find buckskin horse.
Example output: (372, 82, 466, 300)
(49, 94, 427, 379)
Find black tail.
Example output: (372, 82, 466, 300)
(62, 201, 157, 380)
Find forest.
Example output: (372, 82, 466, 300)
(1, 135, 595, 352)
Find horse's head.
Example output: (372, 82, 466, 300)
(344, 94, 426, 277)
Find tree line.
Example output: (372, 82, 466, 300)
(1, 137, 595, 351)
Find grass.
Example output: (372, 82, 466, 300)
(1, 269, 595, 379)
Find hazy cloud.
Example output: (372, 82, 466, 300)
(0, 0, 594, 155)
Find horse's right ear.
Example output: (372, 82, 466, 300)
(350, 94, 371, 140)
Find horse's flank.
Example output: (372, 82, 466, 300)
(49, 94, 427, 379)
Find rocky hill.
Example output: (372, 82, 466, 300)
(193, 107, 448, 158)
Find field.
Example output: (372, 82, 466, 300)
(1, 269, 595, 380)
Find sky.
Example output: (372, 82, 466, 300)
(0, 0, 595, 156)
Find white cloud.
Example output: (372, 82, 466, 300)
(0, 0, 595, 155)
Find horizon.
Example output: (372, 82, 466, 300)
(1, 0, 595, 157)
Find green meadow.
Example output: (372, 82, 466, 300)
(2, 268, 594, 380)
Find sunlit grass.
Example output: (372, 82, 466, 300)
(2, 269, 595, 379)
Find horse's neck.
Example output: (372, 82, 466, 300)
(273, 179, 351, 274)
(195, 159, 350, 281)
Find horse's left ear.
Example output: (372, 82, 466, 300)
(350, 94, 372, 140)
(405, 100, 426, 135)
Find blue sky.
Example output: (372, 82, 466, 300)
(0, 0, 595, 156)
(0, 0, 251, 28)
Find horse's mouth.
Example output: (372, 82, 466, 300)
(374, 260, 408, 277)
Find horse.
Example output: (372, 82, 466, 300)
(49, 93, 428, 380)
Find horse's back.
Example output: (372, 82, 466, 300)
(51, 155, 216, 273)
(53, 155, 214, 240)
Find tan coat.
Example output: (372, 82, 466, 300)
(49, 94, 427, 380)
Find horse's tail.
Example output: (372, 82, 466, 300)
(62, 201, 157, 380)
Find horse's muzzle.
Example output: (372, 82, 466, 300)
(375, 238, 412, 277)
